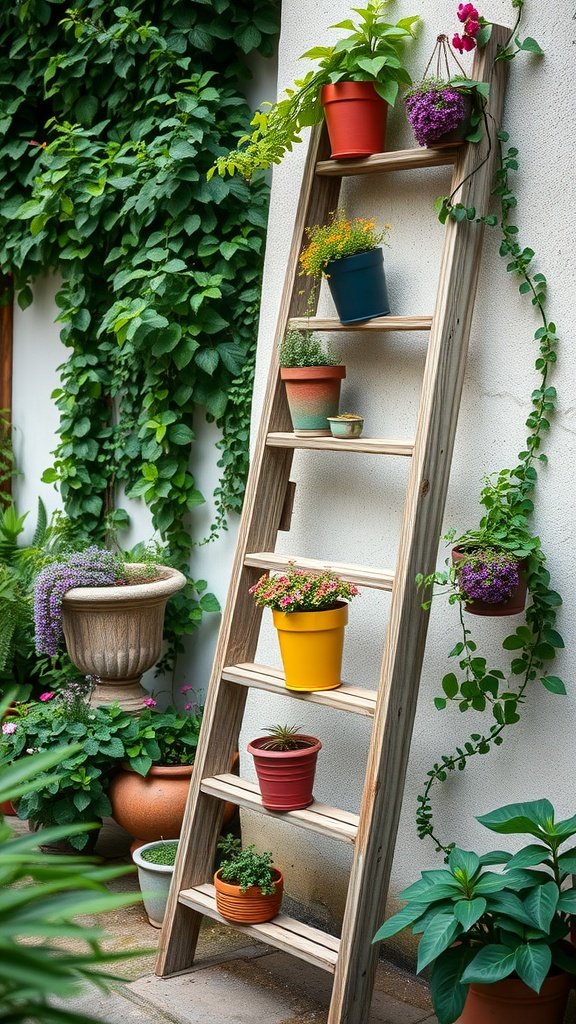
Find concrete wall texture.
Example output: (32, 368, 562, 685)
(11, 0, 576, 959)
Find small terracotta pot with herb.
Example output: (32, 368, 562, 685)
(214, 834, 283, 924)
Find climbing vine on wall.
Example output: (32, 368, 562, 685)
(0, 0, 279, 666)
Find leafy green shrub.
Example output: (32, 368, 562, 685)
(279, 329, 336, 368)
(217, 834, 277, 895)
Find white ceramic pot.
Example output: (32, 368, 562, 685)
(132, 839, 178, 928)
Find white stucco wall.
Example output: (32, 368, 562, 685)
(239, 0, 576, 945)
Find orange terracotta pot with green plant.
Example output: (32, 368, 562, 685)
(279, 328, 345, 437)
(214, 834, 283, 925)
(249, 565, 360, 691)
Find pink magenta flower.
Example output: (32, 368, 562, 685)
(453, 32, 476, 52)
(465, 19, 480, 36)
(457, 3, 478, 22)
(184, 703, 193, 711)
(39, 692, 55, 702)
(180, 684, 193, 693)
(143, 697, 157, 708)
(2, 722, 16, 734)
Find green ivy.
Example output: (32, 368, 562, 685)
(0, 0, 279, 668)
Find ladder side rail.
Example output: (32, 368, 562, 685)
(328, 26, 509, 1024)
(157, 125, 342, 977)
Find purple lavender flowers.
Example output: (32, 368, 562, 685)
(457, 548, 520, 605)
(405, 81, 467, 147)
(34, 547, 126, 656)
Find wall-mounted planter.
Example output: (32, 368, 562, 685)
(280, 364, 345, 436)
(326, 248, 390, 324)
(321, 81, 387, 159)
(452, 547, 528, 617)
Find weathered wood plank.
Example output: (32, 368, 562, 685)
(327, 27, 509, 1024)
(266, 433, 414, 456)
(316, 144, 462, 176)
(288, 315, 433, 332)
(244, 552, 394, 590)
(222, 663, 377, 716)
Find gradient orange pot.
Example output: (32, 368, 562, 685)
(321, 81, 388, 158)
(214, 867, 283, 924)
(272, 601, 348, 691)
(280, 365, 345, 437)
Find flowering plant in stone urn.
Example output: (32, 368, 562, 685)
(33, 546, 186, 710)
(299, 210, 391, 324)
(249, 565, 360, 692)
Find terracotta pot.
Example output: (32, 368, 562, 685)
(247, 735, 321, 811)
(321, 81, 387, 158)
(109, 759, 237, 851)
(61, 563, 186, 711)
(280, 365, 345, 437)
(214, 866, 283, 924)
(452, 547, 528, 617)
(0, 800, 16, 816)
(272, 601, 348, 691)
(457, 973, 573, 1024)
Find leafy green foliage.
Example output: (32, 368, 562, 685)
(375, 799, 576, 1024)
(0, 0, 278, 667)
(416, 9, 564, 853)
(124, 701, 203, 776)
(0, 706, 141, 1024)
(210, 0, 419, 178)
(217, 833, 277, 895)
(279, 329, 336, 368)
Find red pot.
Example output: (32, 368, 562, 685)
(321, 81, 387, 159)
(457, 973, 572, 1024)
(247, 735, 321, 811)
(0, 800, 16, 816)
(452, 547, 528, 617)
(214, 867, 283, 924)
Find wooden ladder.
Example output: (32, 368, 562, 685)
(157, 27, 508, 1024)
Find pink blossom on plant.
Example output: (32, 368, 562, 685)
(184, 703, 193, 711)
(465, 19, 480, 36)
(452, 32, 476, 52)
(143, 697, 157, 708)
(180, 684, 193, 693)
(457, 3, 478, 22)
(2, 721, 16, 734)
(39, 692, 55, 702)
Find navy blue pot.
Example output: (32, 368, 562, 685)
(326, 247, 390, 324)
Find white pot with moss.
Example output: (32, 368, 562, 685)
(132, 839, 178, 927)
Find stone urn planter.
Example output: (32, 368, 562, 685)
(61, 564, 186, 710)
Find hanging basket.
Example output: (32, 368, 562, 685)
(321, 82, 388, 159)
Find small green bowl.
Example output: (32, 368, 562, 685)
(327, 416, 364, 439)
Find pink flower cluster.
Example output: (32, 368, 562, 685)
(249, 564, 360, 613)
(453, 3, 480, 53)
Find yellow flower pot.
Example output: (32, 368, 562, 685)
(272, 602, 349, 691)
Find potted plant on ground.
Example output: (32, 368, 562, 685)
(247, 724, 322, 811)
(279, 328, 345, 437)
(299, 211, 391, 324)
(33, 546, 186, 710)
(0, 677, 136, 850)
(209, 1, 420, 178)
(327, 412, 365, 439)
(249, 564, 360, 691)
(214, 834, 283, 924)
(374, 798, 576, 1024)
(132, 838, 179, 928)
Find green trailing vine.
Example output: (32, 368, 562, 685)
(415, 3, 564, 853)
(0, 1, 279, 668)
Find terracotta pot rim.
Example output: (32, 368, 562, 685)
(118, 762, 195, 778)
(248, 736, 322, 758)
(62, 563, 186, 605)
(321, 81, 386, 104)
(280, 365, 346, 380)
(214, 867, 283, 897)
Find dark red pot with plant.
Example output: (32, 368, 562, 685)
(452, 546, 528, 617)
(457, 973, 573, 1024)
(321, 82, 387, 159)
(248, 733, 322, 811)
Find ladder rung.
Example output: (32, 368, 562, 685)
(266, 433, 414, 456)
(315, 144, 462, 177)
(222, 663, 377, 717)
(288, 315, 433, 332)
(201, 774, 359, 844)
(245, 552, 394, 591)
(179, 883, 340, 973)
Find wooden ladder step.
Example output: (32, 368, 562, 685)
(245, 552, 394, 591)
(315, 144, 463, 177)
(222, 663, 377, 717)
(179, 883, 340, 972)
(266, 433, 414, 456)
(288, 315, 433, 332)
(201, 774, 359, 844)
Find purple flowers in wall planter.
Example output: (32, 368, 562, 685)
(452, 546, 528, 616)
(405, 77, 470, 147)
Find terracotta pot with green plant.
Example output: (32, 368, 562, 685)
(374, 798, 576, 1024)
(132, 839, 178, 928)
(214, 834, 283, 924)
(279, 328, 345, 437)
(34, 547, 186, 711)
(299, 211, 391, 324)
(209, 1, 420, 178)
(248, 724, 322, 811)
(249, 565, 360, 691)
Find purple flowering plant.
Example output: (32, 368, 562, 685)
(405, 78, 468, 146)
(456, 547, 520, 604)
(249, 564, 360, 613)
